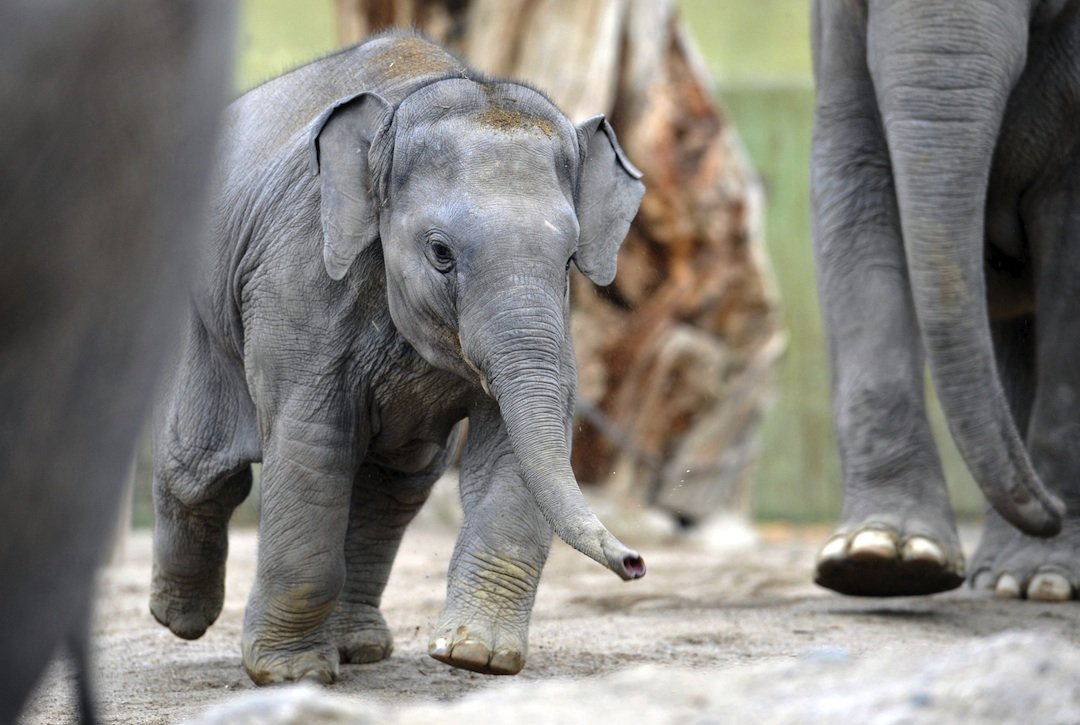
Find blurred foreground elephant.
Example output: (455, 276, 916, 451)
(149, 32, 645, 686)
(0, 2, 232, 721)
(812, 0, 1080, 598)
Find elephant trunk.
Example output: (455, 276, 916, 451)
(868, 1, 1063, 535)
(459, 275, 645, 580)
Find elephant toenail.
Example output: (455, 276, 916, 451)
(300, 670, 332, 686)
(489, 649, 525, 675)
(995, 574, 1021, 599)
(901, 536, 945, 565)
(849, 530, 897, 561)
(817, 536, 847, 564)
(1027, 572, 1072, 602)
(428, 638, 450, 658)
(450, 640, 490, 668)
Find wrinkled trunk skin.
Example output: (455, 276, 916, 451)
(459, 276, 645, 580)
(868, 0, 1063, 535)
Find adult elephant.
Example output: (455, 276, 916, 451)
(811, 0, 1080, 599)
(0, 1, 231, 721)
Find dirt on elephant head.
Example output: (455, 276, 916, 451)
(476, 104, 555, 138)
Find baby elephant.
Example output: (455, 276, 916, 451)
(150, 32, 646, 685)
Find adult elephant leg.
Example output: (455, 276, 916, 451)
(969, 316, 1036, 594)
(972, 170, 1080, 601)
(323, 437, 456, 664)
(429, 401, 553, 675)
(811, 1, 962, 596)
(241, 404, 356, 685)
(151, 314, 259, 639)
(0, 3, 232, 720)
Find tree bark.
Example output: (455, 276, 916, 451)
(336, 0, 783, 525)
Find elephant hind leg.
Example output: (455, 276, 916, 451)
(323, 455, 445, 665)
(151, 316, 258, 640)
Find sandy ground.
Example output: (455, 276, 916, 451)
(17, 487, 1080, 724)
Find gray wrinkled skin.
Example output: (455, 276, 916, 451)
(0, 1, 232, 722)
(812, 0, 1080, 598)
(150, 32, 645, 686)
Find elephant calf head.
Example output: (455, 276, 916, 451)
(309, 76, 647, 580)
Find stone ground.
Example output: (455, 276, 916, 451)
(18, 485, 1080, 724)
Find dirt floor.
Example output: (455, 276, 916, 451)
(18, 485, 1080, 724)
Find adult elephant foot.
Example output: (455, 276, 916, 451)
(428, 610, 527, 675)
(970, 509, 1080, 601)
(323, 602, 394, 664)
(815, 509, 965, 596)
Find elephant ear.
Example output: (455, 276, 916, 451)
(308, 92, 393, 281)
(573, 115, 645, 286)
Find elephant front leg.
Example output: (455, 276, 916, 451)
(241, 420, 355, 685)
(151, 317, 258, 640)
(810, 3, 962, 596)
(323, 450, 450, 664)
(429, 404, 551, 675)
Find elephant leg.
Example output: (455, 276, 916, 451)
(241, 410, 356, 685)
(968, 316, 1036, 594)
(810, 2, 961, 596)
(429, 403, 552, 675)
(151, 316, 258, 639)
(971, 168, 1080, 601)
(323, 442, 453, 665)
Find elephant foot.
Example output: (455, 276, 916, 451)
(430, 548, 541, 675)
(970, 509, 1080, 601)
(815, 520, 964, 597)
(241, 635, 340, 686)
(324, 602, 394, 664)
(428, 617, 527, 675)
(149, 562, 224, 640)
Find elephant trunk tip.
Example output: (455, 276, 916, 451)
(620, 553, 647, 580)
(556, 514, 647, 581)
(600, 532, 646, 581)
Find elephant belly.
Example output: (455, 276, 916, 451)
(365, 370, 471, 474)
(367, 436, 447, 473)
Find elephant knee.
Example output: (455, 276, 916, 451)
(154, 453, 253, 515)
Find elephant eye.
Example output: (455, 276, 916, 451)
(566, 254, 574, 272)
(427, 239, 456, 273)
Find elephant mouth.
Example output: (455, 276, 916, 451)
(457, 333, 494, 398)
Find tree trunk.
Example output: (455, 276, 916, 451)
(336, 0, 783, 525)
